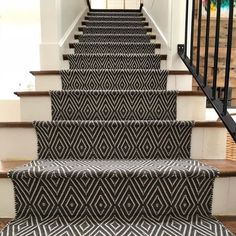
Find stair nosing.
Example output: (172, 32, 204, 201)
(62, 54, 167, 60)
(30, 70, 191, 76)
(14, 91, 204, 97)
(78, 26, 152, 32)
(1, 159, 235, 178)
(0, 122, 225, 128)
(69, 42, 161, 49)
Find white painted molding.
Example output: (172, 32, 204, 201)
(59, 7, 87, 48)
(143, 7, 168, 47)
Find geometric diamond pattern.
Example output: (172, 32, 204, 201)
(84, 21, 148, 27)
(1, 160, 233, 235)
(87, 12, 143, 16)
(61, 69, 168, 90)
(81, 27, 149, 34)
(50, 90, 177, 121)
(1, 9, 234, 236)
(67, 54, 161, 69)
(33, 120, 194, 161)
(77, 34, 153, 43)
(85, 16, 145, 21)
(73, 43, 157, 54)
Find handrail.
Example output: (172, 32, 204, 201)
(178, 0, 236, 142)
(86, 0, 91, 11)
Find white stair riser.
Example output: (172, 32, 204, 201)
(0, 126, 226, 161)
(35, 74, 193, 91)
(19, 96, 206, 121)
(1, 176, 234, 218)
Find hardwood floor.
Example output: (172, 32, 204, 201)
(0, 217, 235, 233)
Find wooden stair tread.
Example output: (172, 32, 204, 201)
(0, 161, 29, 178)
(62, 54, 167, 60)
(74, 34, 157, 40)
(30, 70, 191, 76)
(0, 121, 225, 128)
(69, 42, 161, 49)
(0, 159, 235, 178)
(14, 91, 204, 97)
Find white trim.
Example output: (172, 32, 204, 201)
(59, 7, 87, 47)
(143, 6, 168, 47)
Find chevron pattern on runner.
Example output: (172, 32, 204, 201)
(33, 120, 194, 161)
(81, 27, 149, 34)
(50, 90, 177, 121)
(77, 34, 153, 43)
(83, 21, 148, 27)
(67, 54, 161, 69)
(73, 43, 157, 54)
(61, 69, 168, 90)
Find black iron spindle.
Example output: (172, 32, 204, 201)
(185, 0, 189, 57)
(196, 0, 202, 74)
(223, 0, 234, 115)
(190, 0, 195, 64)
(212, 0, 221, 99)
(203, 0, 211, 87)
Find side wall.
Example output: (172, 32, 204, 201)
(40, 0, 87, 70)
(143, 0, 187, 70)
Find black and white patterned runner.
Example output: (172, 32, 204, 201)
(1, 8, 234, 236)
(61, 69, 168, 90)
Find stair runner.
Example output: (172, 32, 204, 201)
(1, 10, 234, 236)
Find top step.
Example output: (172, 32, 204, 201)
(85, 16, 146, 21)
(87, 12, 143, 17)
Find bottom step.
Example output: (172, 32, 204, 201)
(0, 215, 234, 236)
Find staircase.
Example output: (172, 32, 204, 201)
(0, 8, 235, 236)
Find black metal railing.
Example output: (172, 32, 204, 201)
(178, 0, 236, 142)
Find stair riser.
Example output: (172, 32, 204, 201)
(0, 127, 226, 161)
(72, 43, 158, 54)
(1, 177, 235, 218)
(87, 13, 143, 17)
(76, 34, 155, 43)
(18, 95, 206, 122)
(34, 74, 193, 91)
(82, 21, 149, 27)
(80, 27, 151, 34)
(85, 16, 146, 21)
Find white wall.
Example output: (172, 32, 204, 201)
(143, 0, 187, 70)
(90, 0, 140, 9)
(60, 0, 87, 40)
(40, 0, 87, 70)
(0, 0, 40, 99)
(0, 100, 20, 121)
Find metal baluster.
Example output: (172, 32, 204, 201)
(223, 0, 234, 115)
(196, 0, 202, 74)
(190, 0, 195, 65)
(185, 0, 189, 57)
(203, 0, 211, 86)
(212, 0, 221, 99)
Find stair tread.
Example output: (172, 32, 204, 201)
(69, 42, 161, 50)
(14, 90, 204, 97)
(85, 16, 146, 20)
(30, 70, 190, 76)
(0, 121, 225, 128)
(2, 215, 231, 235)
(1, 159, 235, 178)
(63, 53, 168, 61)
